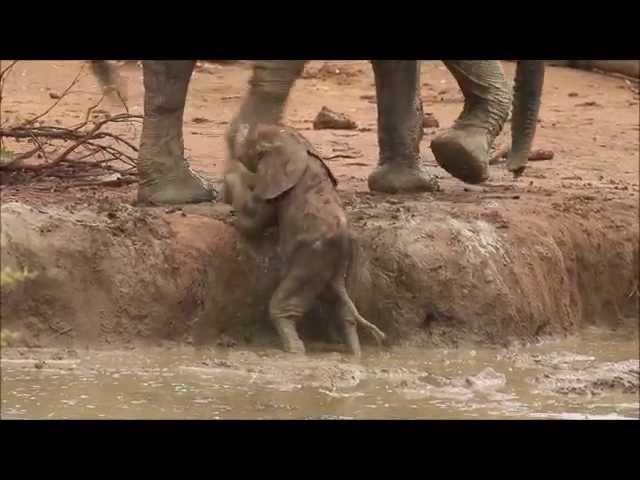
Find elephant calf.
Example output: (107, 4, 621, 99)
(226, 124, 386, 356)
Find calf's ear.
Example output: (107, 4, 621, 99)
(254, 146, 308, 200)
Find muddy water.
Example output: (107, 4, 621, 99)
(2, 327, 638, 420)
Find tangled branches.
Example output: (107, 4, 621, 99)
(1, 61, 141, 189)
(1, 113, 142, 170)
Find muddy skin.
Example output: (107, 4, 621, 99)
(138, 60, 216, 205)
(432, 60, 545, 181)
(368, 61, 439, 193)
(221, 160, 256, 206)
(89, 61, 128, 103)
(232, 60, 514, 193)
(223, 161, 277, 237)
(93, 60, 537, 201)
(430, 61, 512, 184)
(505, 61, 545, 176)
(229, 125, 386, 356)
(232, 60, 545, 190)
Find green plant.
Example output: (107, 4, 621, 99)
(0, 146, 15, 166)
(0, 329, 21, 348)
(1, 267, 35, 347)
(1, 267, 35, 287)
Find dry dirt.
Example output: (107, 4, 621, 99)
(1, 60, 638, 351)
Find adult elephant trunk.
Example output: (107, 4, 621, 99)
(506, 60, 545, 175)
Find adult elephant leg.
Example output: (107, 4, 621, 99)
(227, 61, 306, 159)
(431, 60, 511, 184)
(138, 60, 215, 205)
(368, 61, 439, 194)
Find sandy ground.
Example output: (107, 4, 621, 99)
(1, 60, 638, 206)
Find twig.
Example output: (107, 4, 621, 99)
(72, 94, 105, 132)
(36, 122, 104, 171)
(94, 131, 139, 152)
(1, 124, 140, 145)
(1, 115, 141, 176)
(324, 153, 363, 160)
(19, 65, 86, 128)
(54, 176, 138, 190)
(1, 64, 140, 181)
(1, 115, 141, 146)
(29, 132, 49, 161)
(12, 146, 42, 162)
(0, 61, 17, 144)
(1, 146, 41, 169)
(489, 148, 555, 165)
(0, 60, 19, 80)
(62, 158, 133, 172)
(107, 113, 144, 123)
(115, 89, 130, 114)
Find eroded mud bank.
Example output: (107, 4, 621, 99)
(1, 191, 637, 350)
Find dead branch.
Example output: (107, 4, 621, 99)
(72, 95, 105, 131)
(1, 117, 142, 143)
(29, 131, 49, 161)
(324, 153, 363, 160)
(489, 147, 555, 165)
(54, 175, 138, 190)
(1, 146, 41, 169)
(0, 60, 19, 80)
(4, 63, 147, 189)
(0, 61, 19, 137)
(1, 113, 142, 177)
(19, 65, 86, 128)
(94, 130, 140, 152)
(45, 116, 115, 169)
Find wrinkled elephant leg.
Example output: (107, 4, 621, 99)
(430, 60, 512, 184)
(137, 60, 215, 205)
(269, 245, 339, 354)
(368, 61, 439, 194)
(269, 280, 310, 355)
(227, 61, 307, 158)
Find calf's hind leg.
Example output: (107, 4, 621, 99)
(269, 250, 335, 354)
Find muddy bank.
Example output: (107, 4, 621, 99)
(1, 189, 637, 350)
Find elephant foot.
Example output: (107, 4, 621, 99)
(430, 126, 491, 185)
(367, 163, 439, 194)
(137, 166, 216, 206)
(273, 317, 306, 354)
(343, 325, 362, 358)
(284, 342, 306, 355)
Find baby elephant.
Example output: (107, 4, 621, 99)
(225, 124, 386, 356)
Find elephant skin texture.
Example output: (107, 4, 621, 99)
(227, 125, 386, 355)
(91, 60, 538, 204)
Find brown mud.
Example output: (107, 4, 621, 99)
(1, 327, 637, 419)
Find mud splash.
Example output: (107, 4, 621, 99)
(2, 326, 637, 419)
